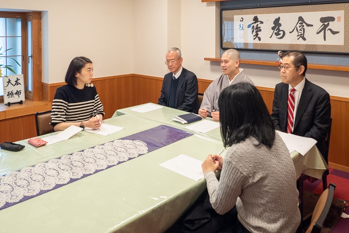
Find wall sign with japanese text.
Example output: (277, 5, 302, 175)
(221, 3, 349, 53)
(2, 74, 25, 105)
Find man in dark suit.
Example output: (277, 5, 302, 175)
(271, 51, 331, 162)
(158, 47, 199, 113)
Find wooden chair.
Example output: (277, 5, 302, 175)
(305, 183, 336, 233)
(35, 110, 54, 136)
(321, 117, 332, 190)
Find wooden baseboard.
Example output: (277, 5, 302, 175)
(328, 162, 349, 173)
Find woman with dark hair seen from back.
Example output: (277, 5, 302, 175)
(202, 82, 300, 233)
(51, 56, 104, 131)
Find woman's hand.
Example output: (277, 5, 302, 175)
(202, 154, 220, 175)
(85, 116, 101, 129)
(211, 154, 223, 170)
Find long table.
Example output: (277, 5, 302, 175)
(115, 103, 328, 180)
(0, 104, 328, 233)
(0, 115, 224, 233)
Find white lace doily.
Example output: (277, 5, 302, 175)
(0, 139, 148, 209)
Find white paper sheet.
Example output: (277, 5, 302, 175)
(130, 103, 163, 113)
(42, 125, 82, 145)
(160, 154, 204, 181)
(85, 123, 123, 136)
(185, 120, 220, 133)
(276, 130, 317, 156)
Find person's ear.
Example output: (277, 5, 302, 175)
(298, 65, 305, 75)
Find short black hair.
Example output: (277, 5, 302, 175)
(65, 56, 92, 86)
(283, 51, 307, 76)
(219, 82, 275, 148)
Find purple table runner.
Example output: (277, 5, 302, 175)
(0, 125, 192, 211)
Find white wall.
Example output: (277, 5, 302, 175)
(132, 0, 169, 77)
(1, 0, 348, 98)
(179, 1, 349, 98)
(0, 0, 134, 83)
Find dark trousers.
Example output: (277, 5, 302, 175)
(218, 207, 250, 233)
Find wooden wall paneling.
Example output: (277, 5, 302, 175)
(328, 98, 349, 167)
(114, 75, 135, 109)
(90, 75, 134, 118)
(133, 74, 163, 105)
(31, 12, 43, 101)
(197, 78, 212, 94)
(42, 82, 49, 102)
(0, 111, 5, 120)
(256, 86, 275, 114)
(94, 77, 115, 119)
(0, 117, 24, 142)
(48, 82, 65, 102)
(22, 115, 37, 139)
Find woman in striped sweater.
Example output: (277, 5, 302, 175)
(51, 57, 105, 131)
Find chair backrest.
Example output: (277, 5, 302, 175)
(198, 93, 204, 107)
(306, 183, 336, 233)
(325, 118, 332, 157)
(35, 110, 54, 136)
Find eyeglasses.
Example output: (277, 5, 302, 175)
(278, 65, 293, 71)
(165, 59, 179, 65)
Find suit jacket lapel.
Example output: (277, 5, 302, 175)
(175, 68, 186, 107)
(165, 75, 172, 105)
(294, 79, 313, 130)
(280, 84, 289, 131)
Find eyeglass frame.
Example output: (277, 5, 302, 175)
(165, 58, 180, 65)
(278, 64, 299, 71)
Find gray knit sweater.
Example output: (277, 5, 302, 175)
(205, 133, 301, 233)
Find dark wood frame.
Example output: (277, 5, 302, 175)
(220, 3, 349, 54)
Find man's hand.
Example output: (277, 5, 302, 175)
(199, 108, 209, 118)
(211, 111, 220, 121)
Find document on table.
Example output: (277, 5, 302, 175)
(130, 103, 163, 113)
(41, 125, 82, 145)
(160, 154, 204, 181)
(276, 130, 317, 155)
(85, 123, 123, 136)
(185, 120, 220, 133)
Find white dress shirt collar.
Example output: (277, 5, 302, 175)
(173, 66, 183, 79)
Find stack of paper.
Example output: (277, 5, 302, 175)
(130, 103, 163, 113)
(160, 154, 204, 181)
(41, 125, 82, 145)
(85, 123, 123, 136)
(276, 130, 317, 155)
(185, 120, 220, 133)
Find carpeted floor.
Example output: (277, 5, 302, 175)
(303, 168, 349, 232)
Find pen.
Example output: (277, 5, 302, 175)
(200, 108, 211, 114)
(213, 149, 224, 162)
(96, 114, 101, 124)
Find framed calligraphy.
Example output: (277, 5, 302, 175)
(2, 74, 25, 106)
(221, 3, 349, 54)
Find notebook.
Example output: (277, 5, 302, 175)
(172, 113, 202, 124)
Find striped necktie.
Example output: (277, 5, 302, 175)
(287, 88, 296, 133)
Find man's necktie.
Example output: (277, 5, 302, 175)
(287, 88, 296, 133)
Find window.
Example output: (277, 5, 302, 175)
(0, 11, 41, 102)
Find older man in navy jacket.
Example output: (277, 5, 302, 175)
(158, 47, 199, 113)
